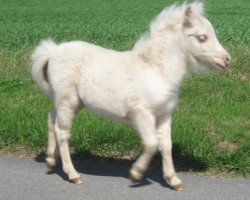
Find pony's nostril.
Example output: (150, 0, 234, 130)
(223, 55, 231, 67)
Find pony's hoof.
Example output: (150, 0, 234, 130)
(129, 167, 144, 183)
(70, 177, 83, 185)
(46, 160, 55, 172)
(129, 175, 140, 183)
(172, 183, 184, 191)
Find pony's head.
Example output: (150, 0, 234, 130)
(181, 2, 231, 70)
(134, 2, 231, 70)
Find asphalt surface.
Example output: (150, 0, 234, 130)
(0, 156, 249, 200)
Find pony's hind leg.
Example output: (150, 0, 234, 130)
(46, 109, 58, 172)
(54, 101, 82, 184)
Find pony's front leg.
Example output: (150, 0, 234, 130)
(54, 105, 82, 184)
(156, 115, 184, 191)
(130, 110, 158, 182)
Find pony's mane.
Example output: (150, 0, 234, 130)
(133, 1, 204, 51)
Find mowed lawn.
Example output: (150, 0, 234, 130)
(0, 0, 249, 176)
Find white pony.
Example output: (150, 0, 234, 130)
(31, 2, 230, 191)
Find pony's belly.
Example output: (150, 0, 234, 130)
(90, 106, 129, 123)
(80, 95, 129, 123)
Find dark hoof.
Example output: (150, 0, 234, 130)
(46, 161, 55, 172)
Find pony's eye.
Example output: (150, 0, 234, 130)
(196, 35, 208, 43)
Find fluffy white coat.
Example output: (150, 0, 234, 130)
(31, 1, 230, 190)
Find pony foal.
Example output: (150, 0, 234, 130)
(31, 2, 230, 191)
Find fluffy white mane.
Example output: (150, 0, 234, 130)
(133, 1, 204, 51)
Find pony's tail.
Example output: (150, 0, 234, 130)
(31, 39, 57, 97)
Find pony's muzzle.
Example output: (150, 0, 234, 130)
(215, 53, 231, 69)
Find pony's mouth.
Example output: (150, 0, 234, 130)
(197, 55, 231, 70)
(213, 56, 231, 70)
(215, 62, 227, 69)
(194, 56, 227, 70)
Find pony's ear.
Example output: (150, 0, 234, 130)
(183, 6, 193, 28)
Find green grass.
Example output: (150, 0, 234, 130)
(0, 0, 249, 176)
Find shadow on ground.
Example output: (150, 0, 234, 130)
(34, 143, 208, 188)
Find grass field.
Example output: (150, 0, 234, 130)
(0, 0, 249, 176)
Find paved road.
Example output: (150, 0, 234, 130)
(0, 156, 249, 200)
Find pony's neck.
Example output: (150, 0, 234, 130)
(134, 30, 188, 85)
